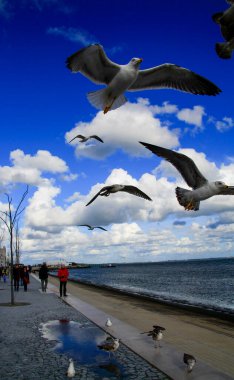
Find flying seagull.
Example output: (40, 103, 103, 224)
(69, 134, 104, 143)
(213, 1, 234, 58)
(78, 224, 107, 231)
(97, 337, 120, 359)
(66, 44, 221, 114)
(140, 142, 234, 211)
(86, 184, 152, 206)
(183, 353, 196, 373)
(141, 325, 166, 348)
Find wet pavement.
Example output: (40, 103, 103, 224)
(0, 276, 169, 380)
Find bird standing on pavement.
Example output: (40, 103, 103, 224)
(67, 358, 75, 378)
(141, 325, 166, 348)
(97, 337, 120, 359)
(66, 44, 221, 114)
(105, 318, 113, 327)
(183, 353, 196, 373)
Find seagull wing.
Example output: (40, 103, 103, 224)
(219, 186, 234, 195)
(69, 134, 84, 143)
(85, 186, 109, 206)
(140, 142, 208, 189)
(95, 226, 107, 231)
(121, 185, 152, 201)
(66, 44, 120, 85)
(129, 64, 221, 95)
(78, 224, 92, 228)
(90, 135, 104, 143)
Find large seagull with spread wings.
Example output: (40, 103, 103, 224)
(140, 142, 234, 211)
(66, 44, 221, 114)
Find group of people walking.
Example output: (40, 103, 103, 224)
(13, 264, 30, 292)
(11, 262, 69, 296)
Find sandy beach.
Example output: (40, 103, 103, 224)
(48, 275, 234, 378)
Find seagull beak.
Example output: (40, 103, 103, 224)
(138, 58, 143, 63)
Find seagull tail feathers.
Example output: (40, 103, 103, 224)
(175, 187, 200, 211)
(87, 89, 127, 112)
(215, 42, 232, 59)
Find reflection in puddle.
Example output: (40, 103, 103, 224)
(40, 320, 125, 378)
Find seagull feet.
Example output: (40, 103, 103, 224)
(185, 200, 195, 211)
(103, 98, 116, 114)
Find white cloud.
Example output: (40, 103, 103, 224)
(47, 26, 98, 45)
(65, 100, 180, 160)
(177, 105, 206, 129)
(211, 116, 234, 132)
(0, 149, 69, 186)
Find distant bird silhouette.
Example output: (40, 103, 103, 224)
(105, 318, 113, 327)
(183, 353, 196, 373)
(67, 358, 75, 377)
(213, 1, 234, 58)
(141, 325, 166, 348)
(140, 142, 234, 211)
(86, 184, 152, 206)
(97, 337, 120, 359)
(66, 44, 221, 114)
(78, 224, 107, 231)
(69, 134, 104, 143)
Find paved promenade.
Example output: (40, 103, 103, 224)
(0, 276, 168, 380)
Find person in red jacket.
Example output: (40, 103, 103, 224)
(58, 264, 69, 297)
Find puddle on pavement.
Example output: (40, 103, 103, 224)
(40, 319, 126, 378)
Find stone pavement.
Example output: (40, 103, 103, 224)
(0, 276, 169, 380)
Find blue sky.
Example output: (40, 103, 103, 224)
(0, 0, 234, 264)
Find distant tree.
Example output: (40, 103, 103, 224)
(0, 186, 28, 305)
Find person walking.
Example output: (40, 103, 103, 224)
(58, 264, 69, 297)
(23, 267, 30, 292)
(13, 264, 20, 291)
(39, 262, 49, 292)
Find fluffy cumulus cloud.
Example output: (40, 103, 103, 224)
(177, 105, 206, 130)
(209, 116, 234, 132)
(65, 100, 180, 160)
(0, 149, 70, 186)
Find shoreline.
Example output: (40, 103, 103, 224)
(49, 273, 234, 322)
(48, 274, 234, 378)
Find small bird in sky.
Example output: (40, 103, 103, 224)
(67, 358, 75, 378)
(69, 134, 104, 143)
(105, 318, 113, 327)
(86, 184, 152, 206)
(66, 44, 221, 114)
(183, 353, 196, 373)
(140, 142, 234, 211)
(141, 325, 166, 348)
(213, 0, 234, 58)
(78, 224, 107, 231)
(97, 337, 120, 359)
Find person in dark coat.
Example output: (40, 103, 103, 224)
(39, 262, 49, 292)
(13, 264, 20, 291)
(23, 267, 30, 292)
(20, 266, 24, 286)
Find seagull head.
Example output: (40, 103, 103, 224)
(214, 181, 229, 191)
(129, 57, 143, 68)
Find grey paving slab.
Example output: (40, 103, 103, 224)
(0, 275, 169, 380)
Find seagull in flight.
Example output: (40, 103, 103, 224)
(183, 353, 196, 373)
(213, 0, 234, 58)
(66, 44, 221, 114)
(140, 142, 234, 211)
(86, 184, 152, 206)
(78, 224, 107, 231)
(69, 134, 104, 143)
